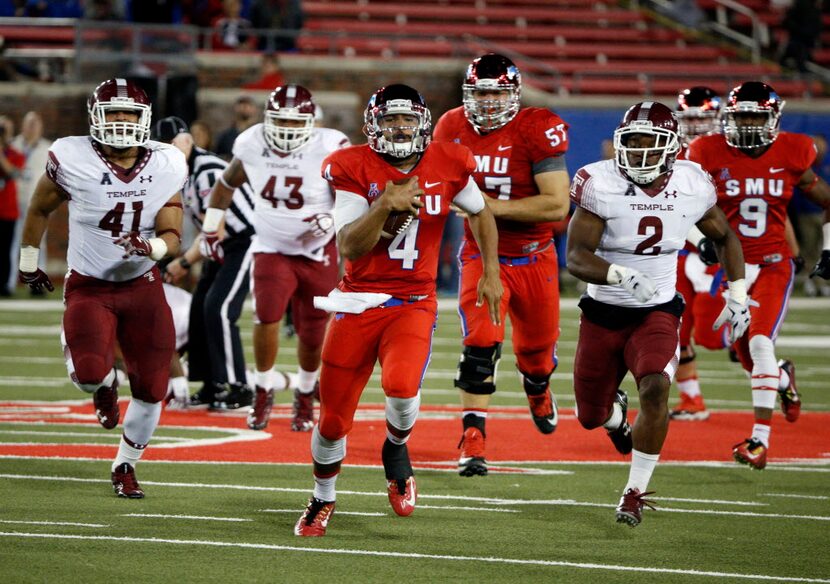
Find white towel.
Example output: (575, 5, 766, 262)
(313, 288, 392, 314)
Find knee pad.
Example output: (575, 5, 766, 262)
(311, 426, 347, 465)
(520, 370, 551, 396)
(679, 345, 696, 365)
(748, 335, 775, 364)
(74, 369, 116, 394)
(385, 394, 420, 433)
(454, 343, 502, 395)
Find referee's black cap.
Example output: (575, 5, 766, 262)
(152, 116, 189, 143)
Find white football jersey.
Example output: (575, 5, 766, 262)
(46, 136, 187, 281)
(232, 123, 350, 260)
(570, 159, 716, 307)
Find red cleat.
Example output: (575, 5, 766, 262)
(615, 488, 656, 527)
(457, 427, 487, 477)
(247, 386, 274, 430)
(111, 463, 144, 499)
(387, 476, 417, 517)
(733, 437, 767, 470)
(294, 498, 335, 537)
(93, 379, 119, 430)
(777, 360, 801, 423)
(291, 389, 315, 432)
(526, 390, 558, 434)
(670, 393, 710, 421)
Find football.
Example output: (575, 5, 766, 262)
(381, 211, 416, 239)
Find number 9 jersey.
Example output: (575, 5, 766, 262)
(45, 136, 187, 282)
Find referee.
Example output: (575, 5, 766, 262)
(153, 116, 255, 409)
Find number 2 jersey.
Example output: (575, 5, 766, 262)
(570, 159, 716, 307)
(323, 142, 479, 298)
(46, 136, 187, 282)
(687, 132, 815, 264)
(433, 106, 569, 256)
(232, 123, 350, 260)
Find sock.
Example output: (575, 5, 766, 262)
(462, 411, 486, 436)
(752, 421, 771, 447)
(297, 367, 319, 395)
(122, 398, 162, 444)
(778, 367, 790, 391)
(312, 473, 338, 502)
(603, 400, 623, 431)
(677, 376, 701, 398)
(113, 434, 146, 471)
(255, 369, 273, 390)
(624, 450, 660, 493)
(382, 438, 413, 480)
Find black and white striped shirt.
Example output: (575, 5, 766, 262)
(185, 146, 256, 239)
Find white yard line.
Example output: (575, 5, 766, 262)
(120, 513, 252, 522)
(261, 509, 386, 517)
(0, 520, 107, 528)
(761, 493, 830, 500)
(0, 532, 827, 582)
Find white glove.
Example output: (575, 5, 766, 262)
(166, 376, 190, 409)
(608, 264, 657, 303)
(712, 280, 756, 344)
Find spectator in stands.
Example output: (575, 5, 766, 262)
(9, 111, 51, 294)
(211, 0, 256, 51)
(792, 134, 830, 296)
(215, 94, 257, 159)
(85, 0, 123, 20)
(779, 0, 823, 72)
(189, 119, 214, 150)
(250, 0, 303, 51)
(0, 116, 25, 296)
(242, 52, 286, 90)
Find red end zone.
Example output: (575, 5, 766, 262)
(1, 402, 828, 467)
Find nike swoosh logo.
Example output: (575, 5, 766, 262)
(404, 479, 416, 507)
(497, 145, 512, 151)
(424, 181, 441, 188)
(769, 167, 785, 174)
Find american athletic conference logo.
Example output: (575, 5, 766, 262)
(368, 183, 380, 199)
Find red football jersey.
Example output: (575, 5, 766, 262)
(323, 141, 476, 297)
(433, 106, 569, 256)
(687, 132, 815, 264)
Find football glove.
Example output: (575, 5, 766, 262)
(301, 213, 334, 238)
(18, 269, 54, 294)
(713, 293, 756, 344)
(792, 255, 806, 275)
(114, 232, 153, 259)
(809, 250, 830, 279)
(620, 269, 657, 303)
(697, 237, 719, 266)
(199, 232, 224, 263)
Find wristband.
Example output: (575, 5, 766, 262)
(607, 263, 628, 286)
(727, 279, 747, 305)
(202, 207, 224, 233)
(148, 237, 168, 261)
(686, 225, 705, 248)
(19, 245, 39, 273)
(179, 257, 192, 270)
(823, 223, 830, 251)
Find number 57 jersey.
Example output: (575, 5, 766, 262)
(46, 136, 187, 282)
(570, 159, 716, 307)
(232, 123, 350, 259)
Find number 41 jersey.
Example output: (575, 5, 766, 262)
(570, 159, 716, 307)
(232, 123, 350, 259)
(46, 136, 187, 282)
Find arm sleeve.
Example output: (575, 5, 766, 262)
(453, 176, 486, 214)
(334, 190, 369, 233)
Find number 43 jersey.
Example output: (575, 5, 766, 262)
(46, 136, 187, 282)
(570, 159, 716, 308)
(232, 123, 350, 259)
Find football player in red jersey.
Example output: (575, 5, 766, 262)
(293, 85, 502, 536)
(433, 53, 570, 476)
(687, 81, 830, 469)
(17, 79, 187, 497)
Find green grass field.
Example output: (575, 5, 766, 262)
(0, 295, 829, 583)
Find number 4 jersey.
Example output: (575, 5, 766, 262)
(232, 123, 350, 259)
(570, 159, 716, 307)
(687, 132, 815, 264)
(46, 136, 187, 282)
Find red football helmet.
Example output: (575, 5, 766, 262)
(87, 78, 152, 148)
(462, 53, 521, 133)
(613, 101, 680, 185)
(723, 81, 785, 149)
(263, 84, 316, 153)
(676, 86, 722, 147)
(364, 84, 431, 159)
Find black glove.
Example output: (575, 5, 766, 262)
(810, 250, 830, 279)
(793, 255, 806, 275)
(697, 238, 719, 266)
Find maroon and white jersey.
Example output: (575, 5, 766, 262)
(46, 136, 187, 282)
(570, 159, 716, 307)
(232, 123, 350, 260)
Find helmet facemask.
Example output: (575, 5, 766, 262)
(365, 99, 431, 158)
(723, 103, 782, 150)
(264, 109, 314, 153)
(676, 108, 720, 147)
(462, 81, 520, 133)
(89, 99, 152, 148)
(614, 125, 680, 185)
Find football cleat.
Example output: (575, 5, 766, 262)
(607, 390, 633, 455)
(294, 497, 335, 537)
(291, 388, 315, 431)
(189, 383, 221, 408)
(527, 390, 558, 434)
(247, 386, 274, 430)
(670, 393, 710, 421)
(615, 488, 656, 527)
(457, 427, 487, 476)
(387, 476, 417, 517)
(733, 437, 767, 470)
(111, 463, 144, 499)
(212, 384, 253, 410)
(777, 360, 801, 423)
(93, 379, 119, 430)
